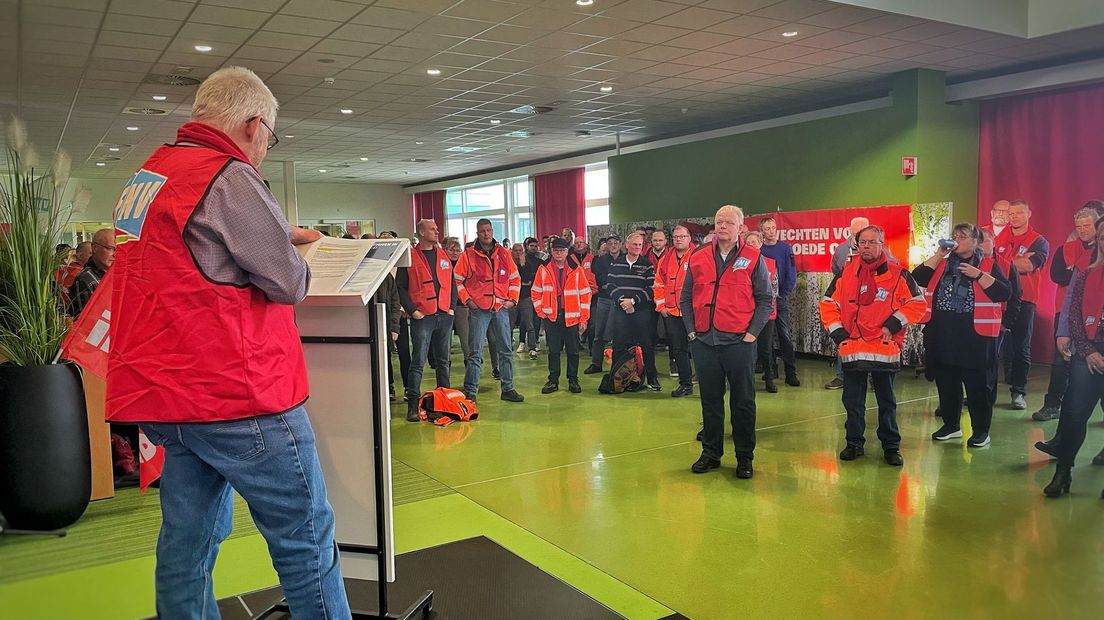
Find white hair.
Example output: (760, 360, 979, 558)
(850, 216, 869, 228)
(715, 205, 744, 223)
(191, 66, 278, 132)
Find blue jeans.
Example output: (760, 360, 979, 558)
(464, 307, 515, 393)
(407, 312, 453, 399)
(142, 407, 349, 620)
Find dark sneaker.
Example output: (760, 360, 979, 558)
(967, 433, 991, 448)
(695, 429, 703, 442)
(931, 425, 963, 441)
(735, 457, 753, 479)
(825, 377, 844, 390)
(671, 385, 693, 398)
(764, 378, 778, 393)
(501, 389, 524, 402)
(583, 365, 603, 375)
(1010, 393, 1026, 410)
(541, 381, 558, 394)
(405, 400, 420, 422)
(647, 382, 662, 392)
(785, 371, 800, 387)
(884, 450, 904, 466)
(839, 444, 864, 461)
(1032, 405, 1060, 421)
(492, 368, 502, 380)
(691, 455, 721, 474)
(568, 380, 582, 393)
(463, 392, 477, 403)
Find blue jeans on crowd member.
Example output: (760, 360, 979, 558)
(589, 297, 614, 368)
(464, 306, 515, 394)
(407, 312, 453, 399)
(142, 406, 349, 620)
(842, 370, 900, 450)
(1009, 301, 1036, 396)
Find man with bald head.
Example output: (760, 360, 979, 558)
(68, 228, 116, 316)
(397, 218, 456, 421)
(982, 200, 1011, 240)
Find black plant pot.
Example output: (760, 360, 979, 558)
(0, 362, 91, 531)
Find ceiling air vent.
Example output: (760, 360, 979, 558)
(406, 158, 429, 163)
(509, 102, 559, 115)
(123, 107, 167, 115)
(145, 74, 201, 86)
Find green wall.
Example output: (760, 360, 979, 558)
(609, 70, 979, 223)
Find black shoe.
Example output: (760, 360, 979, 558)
(405, 400, 420, 422)
(1034, 438, 1059, 458)
(671, 385, 693, 398)
(1032, 405, 1060, 421)
(583, 365, 603, 375)
(1043, 467, 1072, 498)
(492, 368, 501, 380)
(647, 382, 662, 392)
(754, 362, 764, 374)
(691, 455, 721, 474)
(839, 444, 864, 461)
(695, 429, 703, 442)
(967, 433, 991, 448)
(501, 389, 524, 402)
(735, 457, 753, 479)
(883, 450, 904, 466)
(463, 392, 477, 403)
(568, 380, 581, 393)
(541, 381, 558, 394)
(1092, 447, 1104, 466)
(764, 378, 778, 393)
(785, 371, 800, 387)
(825, 377, 844, 390)
(931, 425, 963, 441)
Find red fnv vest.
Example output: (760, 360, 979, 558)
(688, 242, 760, 334)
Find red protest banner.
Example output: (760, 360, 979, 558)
(746, 205, 912, 272)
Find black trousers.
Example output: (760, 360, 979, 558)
(589, 298, 614, 368)
(774, 297, 797, 373)
(756, 319, 777, 380)
(1057, 357, 1104, 468)
(1009, 301, 1036, 395)
(842, 371, 900, 450)
(397, 317, 411, 390)
(664, 314, 692, 388)
(692, 339, 756, 460)
(936, 364, 993, 435)
(611, 308, 658, 383)
(544, 316, 580, 383)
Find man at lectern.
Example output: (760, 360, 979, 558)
(104, 67, 351, 618)
(398, 219, 457, 421)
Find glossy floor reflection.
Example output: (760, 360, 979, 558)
(392, 353, 1104, 619)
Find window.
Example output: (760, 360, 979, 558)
(584, 164, 609, 228)
(445, 176, 531, 246)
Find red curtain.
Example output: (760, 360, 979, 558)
(533, 168, 586, 240)
(412, 190, 445, 237)
(978, 83, 1104, 361)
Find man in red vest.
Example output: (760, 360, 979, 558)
(456, 218, 525, 403)
(654, 225, 695, 397)
(820, 225, 928, 466)
(1002, 199, 1050, 410)
(398, 218, 456, 421)
(105, 67, 349, 618)
(681, 206, 773, 479)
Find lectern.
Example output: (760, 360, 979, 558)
(258, 238, 431, 619)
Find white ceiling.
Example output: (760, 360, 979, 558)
(1, 0, 1103, 186)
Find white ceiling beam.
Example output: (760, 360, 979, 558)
(829, 0, 1104, 38)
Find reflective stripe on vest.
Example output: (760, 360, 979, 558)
(919, 256, 1003, 337)
(532, 262, 591, 326)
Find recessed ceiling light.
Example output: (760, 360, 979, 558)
(506, 130, 530, 138)
(340, 108, 353, 114)
(284, 135, 294, 139)
(782, 31, 798, 37)
(152, 95, 167, 101)
(426, 68, 441, 76)
(490, 119, 501, 125)
(576, 0, 594, 6)
(359, 157, 369, 161)
(445, 146, 480, 153)
(95, 162, 106, 167)
(415, 141, 424, 145)
(126, 126, 139, 131)
(599, 85, 613, 92)
(194, 44, 213, 52)
(108, 147, 120, 152)
(318, 169, 327, 173)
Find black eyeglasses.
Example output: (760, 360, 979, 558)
(248, 116, 279, 150)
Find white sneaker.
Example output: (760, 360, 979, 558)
(516, 343, 526, 354)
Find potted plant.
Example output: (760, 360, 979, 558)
(0, 118, 91, 532)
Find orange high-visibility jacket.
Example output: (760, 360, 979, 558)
(820, 259, 927, 367)
(407, 245, 453, 315)
(653, 248, 692, 317)
(455, 241, 520, 311)
(531, 259, 592, 326)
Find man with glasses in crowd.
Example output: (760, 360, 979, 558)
(68, 228, 116, 316)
